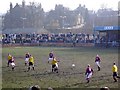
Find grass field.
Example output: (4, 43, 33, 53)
(2, 46, 119, 89)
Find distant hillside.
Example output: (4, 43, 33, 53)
(2, 27, 93, 34)
(46, 24, 93, 34)
(47, 28, 93, 34)
(2, 23, 93, 34)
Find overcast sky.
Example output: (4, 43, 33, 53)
(0, 0, 119, 14)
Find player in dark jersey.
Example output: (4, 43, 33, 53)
(95, 54, 101, 71)
(85, 64, 94, 83)
(48, 51, 54, 63)
(25, 52, 30, 66)
(11, 56, 15, 71)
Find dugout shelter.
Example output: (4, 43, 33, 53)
(94, 26, 120, 47)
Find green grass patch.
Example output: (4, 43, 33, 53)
(2, 46, 119, 88)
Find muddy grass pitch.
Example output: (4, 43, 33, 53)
(2, 46, 119, 89)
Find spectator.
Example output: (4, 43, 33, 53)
(100, 87, 110, 90)
(29, 85, 41, 90)
(2, 33, 94, 44)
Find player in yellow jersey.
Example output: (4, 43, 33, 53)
(28, 55, 34, 71)
(51, 57, 59, 73)
(112, 62, 119, 82)
(7, 53, 12, 67)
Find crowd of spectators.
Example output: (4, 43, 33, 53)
(1, 32, 94, 44)
(95, 35, 119, 47)
(1, 32, 119, 47)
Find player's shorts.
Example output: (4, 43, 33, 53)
(52, 63, 58, 68)
(8, 60, 12, 63)
(86, 72, 92, 79)
(48, 58, 53, 63)
(52, 64, 58, 72)
(52, 64, 56, 68)
(11, 62, 15, 67)
(48, 58, 53, 61)
(113, 72, 117, 77)
(95, 61, 100, 67)
(29, 62, 34, 66)
(25, 58, 29, 62)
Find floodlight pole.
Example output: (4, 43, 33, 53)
(93, 15, 95, 46)
(60, 16, 66, 29)
(21, 17, 26, 29)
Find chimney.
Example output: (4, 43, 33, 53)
(22, 0, 25, 7)
(10, 2, 13, 12)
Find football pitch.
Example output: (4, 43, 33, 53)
(2, 46, 119, 89)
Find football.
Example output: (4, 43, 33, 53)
(72, 64, 75, 67)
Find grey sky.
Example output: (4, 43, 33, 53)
(0, 0, 119, 14)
